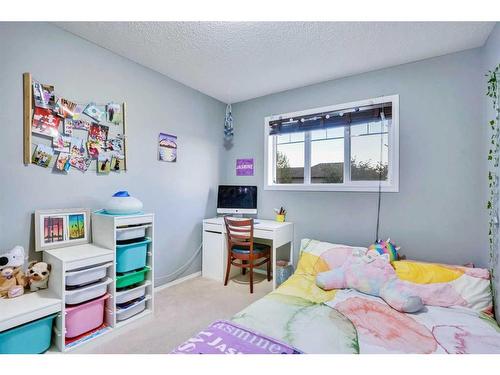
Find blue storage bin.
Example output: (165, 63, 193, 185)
(0, 314, 56, 354)
(116, 237, 151, 273)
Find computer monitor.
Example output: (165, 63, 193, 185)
(217, 185, 257, 215)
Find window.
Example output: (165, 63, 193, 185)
(264, 95, 399, 192)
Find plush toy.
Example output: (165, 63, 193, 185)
(0, 246, 27, 298)
(316, 255, 424, 312)
(26, 261, 51, 291)
(316, 250, 468, 313)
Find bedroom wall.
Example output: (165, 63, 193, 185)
(0, 22, 225, 286)
(222, 48, 489, 268)
(483, 22, 500, 322)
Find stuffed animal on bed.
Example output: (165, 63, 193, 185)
(316, 248, 468, 313)
(316, 255, 424, 312)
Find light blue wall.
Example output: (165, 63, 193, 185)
(0, 22, 225, 286)
(223, 48, 488, 268)
(483, 22, 500, 322)
(1, 22, 497, 291)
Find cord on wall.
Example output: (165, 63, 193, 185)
(155, 243, 202, 283)
(375, 109, 385, 242)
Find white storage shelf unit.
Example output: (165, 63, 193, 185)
(43, 244, 115, 352)
(91, 212, 154, 329)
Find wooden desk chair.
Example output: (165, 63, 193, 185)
(223, 217, 271, 293)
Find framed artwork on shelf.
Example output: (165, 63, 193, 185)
(34, 208, 91, 252)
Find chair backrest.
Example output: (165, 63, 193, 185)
(224, 217, 254, 251)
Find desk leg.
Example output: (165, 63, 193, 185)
(272, 242, 277, 290)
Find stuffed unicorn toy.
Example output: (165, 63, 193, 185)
(316, 242, 467, 313)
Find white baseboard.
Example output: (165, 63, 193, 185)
(154, 271, 202, 292)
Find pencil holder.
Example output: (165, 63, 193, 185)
(276, 214, 285, 222)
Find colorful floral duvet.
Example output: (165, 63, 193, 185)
(230, 239, 500, 354)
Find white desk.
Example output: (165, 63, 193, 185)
(202, 217, 294, 289)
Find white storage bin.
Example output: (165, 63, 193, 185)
(65, 278, 112, 305)
(116, 296, 150, 322)
(65, 262, 113, 287)
(116, 226, 147, 242)
(115, 283, 148, 305)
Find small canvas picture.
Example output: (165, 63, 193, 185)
(55, 98, 78, 118)
(33, 82, 55, 109)
(53, 135, 71, 153)
(89, 123, 109, 142)
(64, 119, 74, 135)
(97, 153, 112, 174)
(68, 214, 85, 240)
(55, 152, 70, 172)
(32, 107, 61, 138)
(84, 103, 106, 123)
(106, 102, 122, 124)
(43, 216, 65, 244)
(236, 158, 254, 176)
(32, 144, 54, 168)
(158, 133, 177, 162)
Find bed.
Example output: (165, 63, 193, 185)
(173, 239, 500, 354)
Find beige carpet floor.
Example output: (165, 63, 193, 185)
(74, 274, 272, 354)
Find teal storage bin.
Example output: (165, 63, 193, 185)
(0, 314, 56, 354)
(116, 237, 151, 273)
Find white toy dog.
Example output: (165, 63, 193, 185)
(26, 261, 51, 291)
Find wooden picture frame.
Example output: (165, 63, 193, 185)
(22, 72, 128, 171)
(34, 208, 91, 252)
(23, 72, 32, 165)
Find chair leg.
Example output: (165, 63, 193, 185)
(224, 253, 232, 286)
(242, 260, 246, 275)
(266, 256, 271, 282)
(249, 262, 254, 294)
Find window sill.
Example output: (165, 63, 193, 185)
(263, 183, 399, 193)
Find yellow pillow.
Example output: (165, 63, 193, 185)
(295, 252, 330, 276)
(392, 260, 464, 284)
(274, 273, 336, 304)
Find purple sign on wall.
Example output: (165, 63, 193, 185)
(236, 158, 254, 176)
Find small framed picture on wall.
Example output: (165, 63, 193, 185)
(158, 133, 177, 162)
(236, 158, 254, 176)
(34, 208, 91, 252)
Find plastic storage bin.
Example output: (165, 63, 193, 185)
(116, 297, 148, 321)
(116, 238, 151, 273)
(116, 226, 146, 242)
(0, 314, 56, 354)
(65, 278, 112, 305)
(116, 267, 150, 289)
(66, 263, 113, 287)
(65, 294, 109, 338)
(115, 282, 147, 304)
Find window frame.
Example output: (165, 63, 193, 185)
(264, 95, 399, 192)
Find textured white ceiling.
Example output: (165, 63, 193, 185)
(54, 22, 495, 103)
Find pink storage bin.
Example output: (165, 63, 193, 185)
(65, 294, 110, 338)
